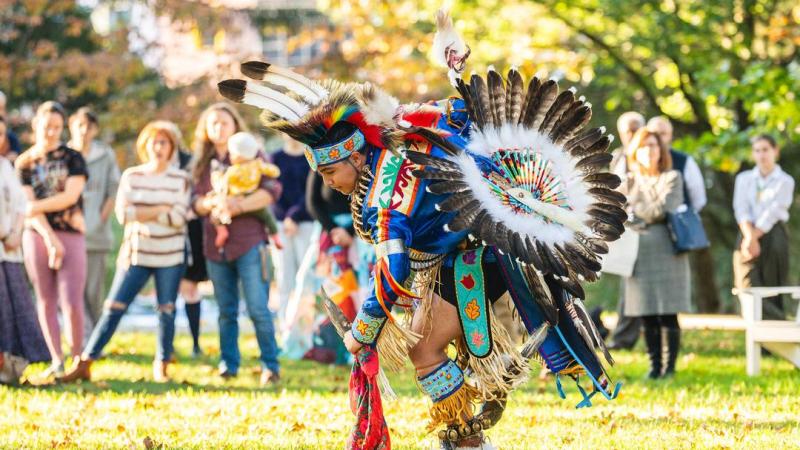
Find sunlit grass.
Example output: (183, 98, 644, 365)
(1, 330, 798, 449)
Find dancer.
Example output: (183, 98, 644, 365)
(218, 11, 623, 449)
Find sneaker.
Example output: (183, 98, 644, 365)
(40, 361, 65, 379)
(259, 369, 280, 386)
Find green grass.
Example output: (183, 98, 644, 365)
(1, 330, 798, 449)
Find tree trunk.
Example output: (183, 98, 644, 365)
(691, 248, 721, 313)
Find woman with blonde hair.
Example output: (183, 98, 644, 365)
(620, 127, 690, 379)
(60, 120, 190, 383)
(16, 101, 88, 378)
(191, 102, 281, 385)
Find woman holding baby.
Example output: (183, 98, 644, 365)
(190, 103, 281, 386)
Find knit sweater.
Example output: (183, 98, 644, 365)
(115, 164, 190, 268)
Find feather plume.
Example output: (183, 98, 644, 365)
(218, 79, 306, 121)
(471, 74, 493, 129)
(538, 88, 575, 135)
(487, 68, 506, 126)
(583, 172, 622, 189)
(520, 323, 550, 359)
(411, 168, 461, 182)
(240, 61, 326, 103)
(427, 180, 470, 195)
(565, 127, 605, 156)
(588, 187, 626, 206)
(519, 76, 541, 126)
(358, 83, 400, 126)
(573, 298, 614, 365)
(576, 153, 613, 173)
(506, 68, 525, 124)
(522, 79, 557, 130)
(522, 266, 558, 325)
(437, 192, 475, 212)
(446, 199, 482, 232)
(405, 150, 458, 171)
(550, 105, 592, 145)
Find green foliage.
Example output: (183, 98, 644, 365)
(1, 330, 797, 448)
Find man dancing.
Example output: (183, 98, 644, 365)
(219, 11, 623, 449)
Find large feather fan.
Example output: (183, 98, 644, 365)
(409, 68, 624, 366)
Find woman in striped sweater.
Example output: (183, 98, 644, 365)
(60, 121, 190, 383)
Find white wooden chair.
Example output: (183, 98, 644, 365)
(733, 287, 800, 376)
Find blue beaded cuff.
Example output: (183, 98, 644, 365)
(418, 359, 465, 402)
(351, 309, 387, 345)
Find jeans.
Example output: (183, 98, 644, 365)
(84, 263, 185, 362)
(207, 242, 280, 374)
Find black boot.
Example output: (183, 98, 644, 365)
(643, 326, 662, 379)
(662, 328, 681, 377)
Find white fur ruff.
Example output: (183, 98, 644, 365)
(456, 125, 593, 246)
(361, 85, 400, 126)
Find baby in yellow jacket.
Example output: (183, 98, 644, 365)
(210, 132, 281, 248)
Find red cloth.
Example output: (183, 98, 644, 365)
(347, 348, 390, 450)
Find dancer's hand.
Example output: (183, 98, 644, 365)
(343, 330, 363, 354)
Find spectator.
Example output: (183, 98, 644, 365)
(176, 146, 206, 359)
(16, 101, 87, 378)
(191, 103, 281, 385)
(60, 120, 190, 383)
(0, 90, 21, 161)
(270, 134, 315, 326)
(647, 116, 707, 212)
(619, 128, 690, 379)
(608, 111, 646, 350)
(733, 134, 795, 320)
(67, 107, 120, 341)
(0, 139, 51, 384)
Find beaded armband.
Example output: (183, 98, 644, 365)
(418, 359, 465, 402)
(351, 309, 387, 345)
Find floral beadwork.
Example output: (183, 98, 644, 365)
(351, 309, 386, 345)
(305, 129, 366, 171)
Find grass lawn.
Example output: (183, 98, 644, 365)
(1, 329, 798, 449)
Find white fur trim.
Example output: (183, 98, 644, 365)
(361, 85, 400, 126)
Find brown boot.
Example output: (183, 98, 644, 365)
(58, 358, 92, 383)
(153, 360, 170, 383)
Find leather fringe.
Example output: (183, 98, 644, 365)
(426, 382, 480, 430)
(458, 308, 530, 401)
(376, 318, 422, 372)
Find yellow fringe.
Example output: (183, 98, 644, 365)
(407, 262, 442, 336)
(376, 318, 422, 372)
(458, 307, 531, 402)
(426, 382, 480, 430)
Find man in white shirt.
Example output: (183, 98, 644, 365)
(733, 134, 795, 319)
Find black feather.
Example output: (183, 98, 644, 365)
(510, 231, 529, 262)
(487, 69, 506, 126)
(473, 212, 497, 246)
(240, 61, 270, 80)
(590, 202, 628, 222)
(553, 275, 586, 299)
(565, 127, 605, 156)
(588, 187, 627, 206)
(427, 180, 470, 195)
(524, 79, 559, 129)
(493, 222, 513, 257)
(576, 232, 609, 255)
(437, 192, 474, 212)
(523, 266, 558, 325)
(550, 105, 592, 145)
(407, 127, 462, 156)
(446, 200, 482, 232)
(471, 74, 494, 130)
(536, 240, 567, 277)
(583, 172, 622, 189)
(405, 150, 458, 171)
(573, 135, 613, 160)
(218, 79, 247, 103)
(506, 68, 525, 124)
(518, 76, 541, 126)
(411, 168, 460, 182)
(539, 88, 575, 135)
(576, 153, 613, 173)
(524, 235, 546, 271)
(561, 243, 602, 273)
(572, 298, 614, 365)
(456, 78, 479, 129)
